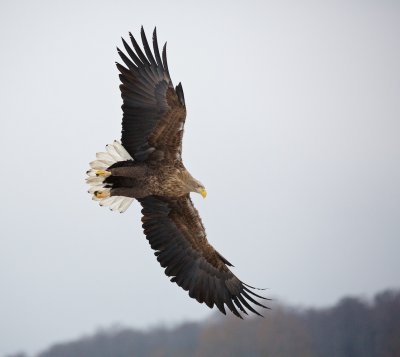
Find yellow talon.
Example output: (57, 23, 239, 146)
(94, 190, 110, 199)
(95, 170, 111, 177)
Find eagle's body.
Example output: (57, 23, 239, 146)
(106, 161, 197, 198)
(86, 27, 268, 318)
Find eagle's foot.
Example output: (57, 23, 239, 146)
(95, 170, 111, 177)
(94, 190, 110, 199)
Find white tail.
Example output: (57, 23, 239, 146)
(86, 141, 134, 213)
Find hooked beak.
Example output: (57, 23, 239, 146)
(199, 188, 207, 198)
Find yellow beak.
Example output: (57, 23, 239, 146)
(200, 188, 207, 198)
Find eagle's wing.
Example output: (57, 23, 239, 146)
(139, 195, 269, 318)
(117, 27, 186, 162)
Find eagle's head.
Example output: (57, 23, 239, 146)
(186, 176, 207, 198)
(195, 182, 207, 198)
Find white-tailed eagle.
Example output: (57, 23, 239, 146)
(86, 27, 269, 318)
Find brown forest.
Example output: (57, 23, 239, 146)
(9, 289, 400, 357)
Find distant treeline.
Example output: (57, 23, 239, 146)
(10, 289, 400, 357)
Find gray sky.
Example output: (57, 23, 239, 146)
(1, 0, 399, 355)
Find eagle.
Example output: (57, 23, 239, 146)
(86, 27, 269, 318)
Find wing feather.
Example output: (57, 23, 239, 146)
(139, 195, 269, 318)
(129, 31, 150, 65)
(121, 37, 143, 67)
(162, 42, 171, 80)
(117, 28, 186, 160)
(152, 28, 163, 67)
(141, 26, 157, 66)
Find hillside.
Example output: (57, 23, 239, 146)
(8, 289, 399, 357)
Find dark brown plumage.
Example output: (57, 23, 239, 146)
(86, 27, 269, 318)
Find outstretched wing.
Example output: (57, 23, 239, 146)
(117, 27, 186, 162)
(139, 195, 269, 318)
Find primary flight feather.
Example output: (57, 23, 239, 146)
(86, 27, 269, 318)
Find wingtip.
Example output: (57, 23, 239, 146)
(243, 286, 268, 300)
(231, 308, 243, 319)
(242, 282, 268, 291)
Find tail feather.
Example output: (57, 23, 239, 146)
(86, 141, 135, 213)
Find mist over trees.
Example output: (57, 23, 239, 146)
(9, 289, 400, 357)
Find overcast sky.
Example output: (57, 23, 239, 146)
(1, 0, 399, 355)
